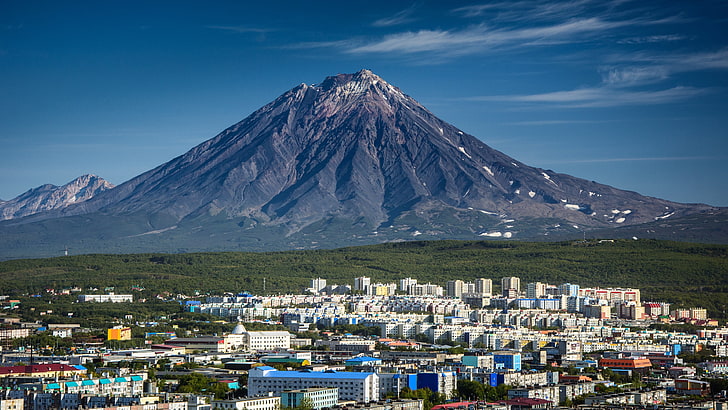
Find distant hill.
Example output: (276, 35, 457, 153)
(0, 239, 726, 318)
(0, 70, 722, 258)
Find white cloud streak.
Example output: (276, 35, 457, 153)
(471, 86, 709, 108)
(617, 34, 687, 44)
(452, 0, 596, 22)
(344, 18, 627, 56)
(600, 48, 728, 87)
(600, 66, 669, 87)
(372, 5, 418, 27)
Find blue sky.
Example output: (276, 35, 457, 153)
(1, 0, 727, 206)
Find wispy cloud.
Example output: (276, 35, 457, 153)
(658, 48, 728, 71)
(600, 48, 728, 88)
(600, 66, 669, 87)
(344, 18, 628, 56)
(288, 0, 685, 63)
(345, 27, 486, 55)
(452, 0, 643, 24)
(618, 34, 687, 44)
(286, 39, 358, 50)
(452, 0, 594, 21)
(471, 86, 709, 108)
(372, 5, 418, 27)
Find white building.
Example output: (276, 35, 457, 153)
(501, 277, 521, 297)
(245, 331, 291, 351)
(280, 388, 339, 410)
(248, 366, 379, 403)
(400, 278, 417, 293)
(310, 278, 327, 294)
(77, 293, 133, 303)
(475, 278, 492, 296)
(230, 323, 291, 352)
(355, 277, 372, 293)
(213, 396, 280, 410)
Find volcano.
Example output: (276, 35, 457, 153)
(0, 70, 717, 256)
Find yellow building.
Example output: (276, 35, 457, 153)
(108, 326, 132, 341)
(0, 364, 86, 379)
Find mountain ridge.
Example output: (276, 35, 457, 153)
(0, 174, 113, 221)
(0, 70, 721, 257)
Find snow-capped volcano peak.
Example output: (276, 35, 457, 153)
(3, 70, 713, 252)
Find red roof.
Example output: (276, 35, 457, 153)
(431, 401, 477, 410)
(0, 364, 81, 375)
(502, 398, 551, 405)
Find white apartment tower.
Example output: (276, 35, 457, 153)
(501, 276, 521, 297)
(526, 282, 547, 298)
(354, 276, 371, 292)
(475, 278, 492, 296)
(310, 278, 327, 293)
(446, 280, 464, 298)
(400, 277, 417, 293)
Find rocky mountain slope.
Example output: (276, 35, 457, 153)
(45, 70, 711, 229)
(0, 70, 719, 257)
(0, 174, 113, 221)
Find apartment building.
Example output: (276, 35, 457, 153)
(212, 396, 281, 410)
(248, 366, 379, 403)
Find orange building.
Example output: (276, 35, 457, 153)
(559, 374, 593, 383)
(107, 326, 132, 341)
(598, 357, 653, 374)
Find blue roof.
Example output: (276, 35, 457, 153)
(345, 356, 381, 364)
(82, 380, 96, 386)
(99, 379, 111, 385)
(261, 370, 375, 380)
(130, 375, 143, 381)
(65, 382, 79, 387)
(47, 383, 61, 390)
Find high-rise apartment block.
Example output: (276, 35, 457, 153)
(501, 276, 521, 297)
(354, 277, 371, 293)
(475, 278, 492, 296)
(526, 282, 547, 298)
(446, 280, 464, 298)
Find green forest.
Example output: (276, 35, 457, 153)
(1, 239, 726, 317)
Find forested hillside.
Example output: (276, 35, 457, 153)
(0, 239, 726, 318)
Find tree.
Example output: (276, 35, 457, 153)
(175, 373, 229, 398)
(456, 380, 485, 401)
(294, 397, 314, 410)
(483, 384, 511, 402)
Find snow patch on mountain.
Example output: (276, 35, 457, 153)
(458, 146, 472, 159)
